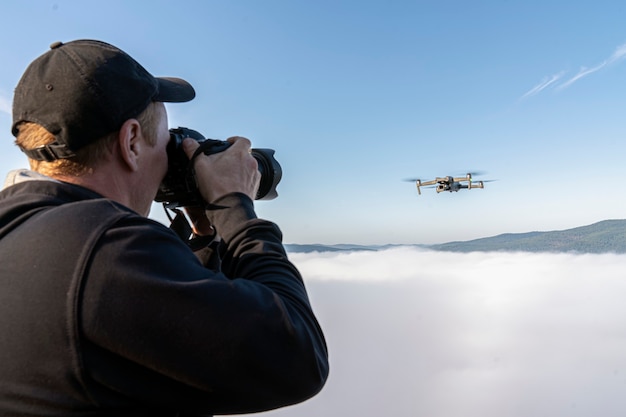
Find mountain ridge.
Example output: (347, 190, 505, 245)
(285, 219, 626, 254)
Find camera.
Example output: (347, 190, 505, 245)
(154, 127, 282, 208)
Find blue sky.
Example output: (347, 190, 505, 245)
(1, 0, 626, 244)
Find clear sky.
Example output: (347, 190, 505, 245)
(1, 0, 626, 245)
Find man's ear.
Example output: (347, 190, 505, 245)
(117, 118, 143, 172)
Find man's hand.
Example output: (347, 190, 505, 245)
(182, 136, 261, 204)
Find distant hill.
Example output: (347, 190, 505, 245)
(430, 219, 626, 253)
(286, 220, 626, 254)
(284, 243, 384, 253)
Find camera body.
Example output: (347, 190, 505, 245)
(155, 127, 282, 208)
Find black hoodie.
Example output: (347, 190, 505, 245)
(0, 177, 328, 416)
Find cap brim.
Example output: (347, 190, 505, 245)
(155, 77, 196, 103)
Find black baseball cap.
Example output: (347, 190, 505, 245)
(12, 39, 195, 161)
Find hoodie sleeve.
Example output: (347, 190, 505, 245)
(80, 194, 329, 415)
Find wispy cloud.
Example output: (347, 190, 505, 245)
(556, 63, 605, 90)
(275, 248, 626, 417)
(521, 42, 626, 99)
(520, 71, 565, 99)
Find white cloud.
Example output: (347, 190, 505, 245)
(262, 248, 626, 417)
(520, 71, 564, 99)
(287, 246, 432, 282)
(607, 42, 626, 64)
(558, 61, 611, 90)
(522, 42, 626, 97)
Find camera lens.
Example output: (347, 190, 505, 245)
(252, 149, 282, 200)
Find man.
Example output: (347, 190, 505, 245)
(0, 40, 328, 416)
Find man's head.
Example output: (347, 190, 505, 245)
(14, 102, 162, 177)
(11, 40, 195, 215)
(11, 39, 195, 162)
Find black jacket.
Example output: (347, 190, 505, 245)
(0, 179, 328, 416)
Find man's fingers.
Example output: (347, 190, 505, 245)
(182, 138, 201, 160)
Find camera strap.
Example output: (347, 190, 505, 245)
(189, 139, 229, 163)
(189, 144, 207, 162)
(167, 208, 193, 241)
(165, 207, 217, 251)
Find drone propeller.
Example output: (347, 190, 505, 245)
(460, 170, 486, 177)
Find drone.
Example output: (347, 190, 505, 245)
(406, 173, 493, 195)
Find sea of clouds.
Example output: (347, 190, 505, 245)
(260, 247, 626, 417)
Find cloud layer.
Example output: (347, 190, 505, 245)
(261, 248, 626, 417)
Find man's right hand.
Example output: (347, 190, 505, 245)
(182, 136, 261, 204)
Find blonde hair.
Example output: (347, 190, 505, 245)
(15, 102, 160, 177)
